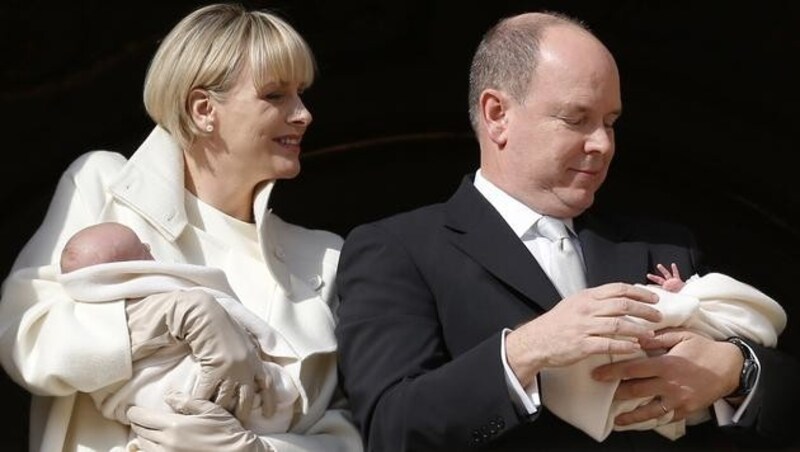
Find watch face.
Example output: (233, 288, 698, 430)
(742, 358, 758, 393)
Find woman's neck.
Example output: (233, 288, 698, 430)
(183, 148, 255, 223)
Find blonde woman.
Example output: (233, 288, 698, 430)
(0, 4, 361, 451)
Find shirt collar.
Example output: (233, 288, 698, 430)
(473, 169, 575, 238)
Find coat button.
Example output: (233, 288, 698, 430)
(309, 275, 324, 290)
(274, 247, 286, 261)
(494, 416, 505, 429)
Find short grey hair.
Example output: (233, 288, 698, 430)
(467, 12, 590, 132)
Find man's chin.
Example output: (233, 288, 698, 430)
(557, 192, 595, 218)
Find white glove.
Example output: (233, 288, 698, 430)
(127, 391, 273, 452)
(126, 290, 267, 421)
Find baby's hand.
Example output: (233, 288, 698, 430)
(646, 263, 685, 292)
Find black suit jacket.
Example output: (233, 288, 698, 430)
(335, 175, 799, 451)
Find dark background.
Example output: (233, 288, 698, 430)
(2, 1, 799, 449)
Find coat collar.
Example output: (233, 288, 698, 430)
(444, 174, 651, 311)
(108, 126, 189, 241)
(575, 213, 648, 288)
(107, 126, 294, 296)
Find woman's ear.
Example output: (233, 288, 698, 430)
(480, 89, 509, 147)
(188, 89, 215, 132)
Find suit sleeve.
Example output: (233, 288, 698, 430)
(335, 223, 524, 451)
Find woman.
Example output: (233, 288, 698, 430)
(0, 3, 362, 451)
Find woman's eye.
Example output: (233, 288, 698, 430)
(265, 92, 285, 101)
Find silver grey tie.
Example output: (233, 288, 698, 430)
(536, 216, 587, 297)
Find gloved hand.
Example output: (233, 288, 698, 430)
(126, 289, 267, 421)
(127, 391, 273, 452)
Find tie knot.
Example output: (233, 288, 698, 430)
(537, 216, 569, 243)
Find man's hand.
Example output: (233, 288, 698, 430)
(591, 328, 743, 426)
(127, 391, 271, 452)
(126, 290, 268, 421)
(506, 283, 663, 386)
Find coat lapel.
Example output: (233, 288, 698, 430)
(576, 213, 649, 287)
(444, 176, 562, 312)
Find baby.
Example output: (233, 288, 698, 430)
(541, 263, 787, 442)
(57, 222, 302, 437)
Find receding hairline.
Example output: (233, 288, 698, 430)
(467, 11, 594, 131)
(500, 11, 591, 35)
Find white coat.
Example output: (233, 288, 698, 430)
(0, 126, 363, 451)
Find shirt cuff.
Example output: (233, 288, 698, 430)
(501, 328, 541, 415)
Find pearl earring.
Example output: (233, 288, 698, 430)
(205, 124, 214, 132)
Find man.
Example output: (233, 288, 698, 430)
(335, 11, 799, 452)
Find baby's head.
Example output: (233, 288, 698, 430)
(60, 222, 154, 273)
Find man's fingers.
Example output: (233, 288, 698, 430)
(615, 397, 673, 426)
(638, 328, 686, 350)
(591, 283, 659, 304)
(592, 355, 662, 382)
(591, 297, 663, 324)
(612, 377, 661, 401)
(584, 317, 654, 341)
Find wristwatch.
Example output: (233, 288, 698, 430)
(726, 337, 759, 398)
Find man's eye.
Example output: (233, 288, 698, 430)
(561, 116, 585, 126)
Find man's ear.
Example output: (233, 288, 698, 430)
(480, 89, 509, 147)
(188, 88, 215, 132)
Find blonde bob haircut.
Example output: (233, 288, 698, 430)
(143, 3, 316, 149)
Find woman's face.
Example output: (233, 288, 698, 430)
(211, 64, 312, 185)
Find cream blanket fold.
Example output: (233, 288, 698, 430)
(57, 260, 304, 435)
(540, 272, 787, 442)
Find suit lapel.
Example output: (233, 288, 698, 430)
(444, 176, 562, 312)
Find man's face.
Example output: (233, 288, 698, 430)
(502, 26, 622, 219)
